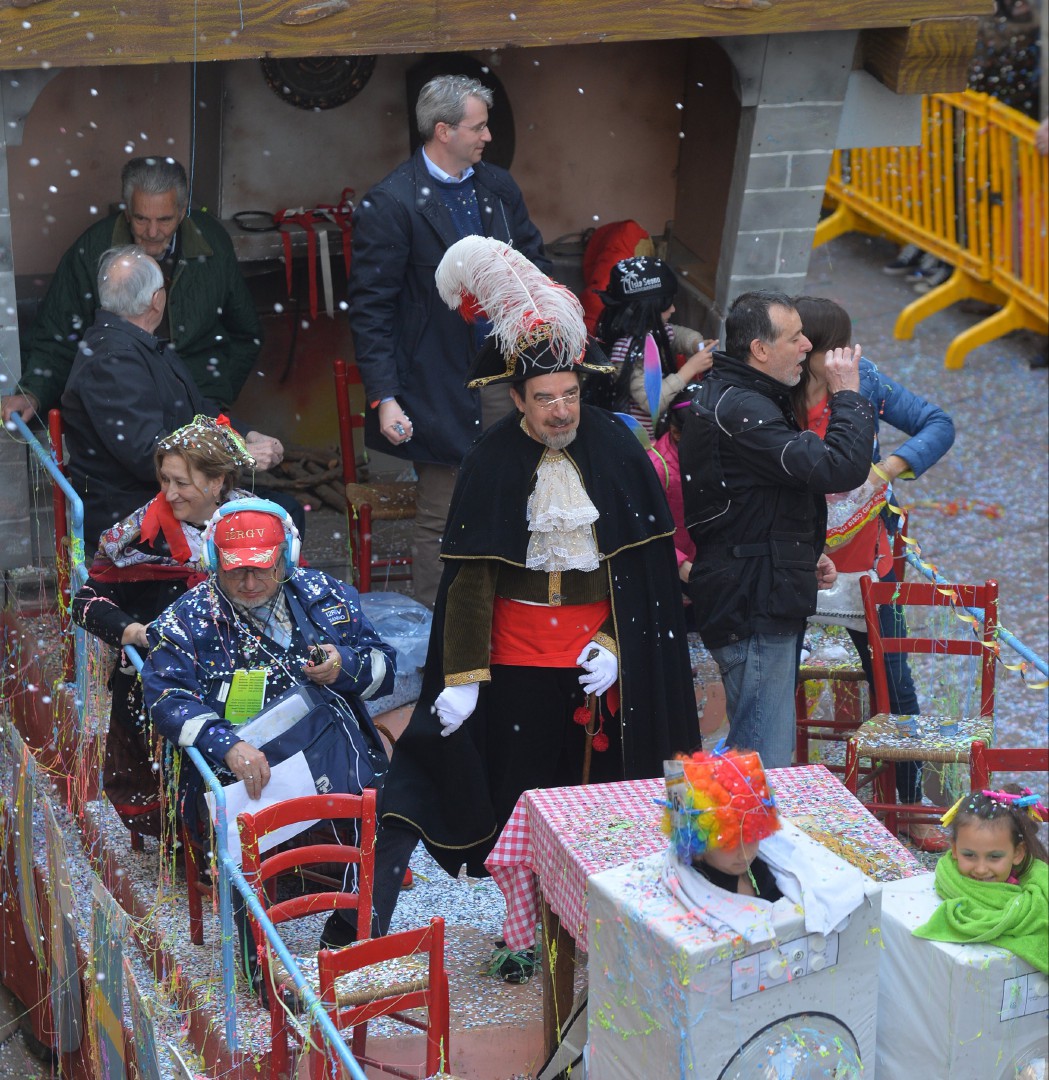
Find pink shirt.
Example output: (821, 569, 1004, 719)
(647, 430, 695, 568)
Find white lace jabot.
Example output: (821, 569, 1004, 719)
(525, 451, 600, 572)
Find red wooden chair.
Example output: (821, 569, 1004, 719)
(794, 664, 869, 771)
(238, 791, 377, 1079)
(333, 358, 415, 592)
(844, 578, 999, 836)
(969, 741, 1049, 803)
(796, 508, 912, 769)
(312, 917, 451, 1080)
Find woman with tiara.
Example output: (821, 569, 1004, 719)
(71, 416, 255, 838)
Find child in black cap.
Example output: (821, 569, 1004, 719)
(595, 255, 714, 435)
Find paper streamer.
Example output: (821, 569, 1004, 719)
(91, 878, 128, 1080)
(44, 800, 84, 1053)
(10, 727, 46, 968)
(123, 954, 162, 1080)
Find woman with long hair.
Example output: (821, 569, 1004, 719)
(792, 296, 955, 851)
(595, 256, 714, 435)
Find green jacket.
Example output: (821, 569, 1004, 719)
(18, 210, 262, 412)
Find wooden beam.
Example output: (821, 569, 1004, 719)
(862, 18, 982, 95)
(0, 0, 991, 71)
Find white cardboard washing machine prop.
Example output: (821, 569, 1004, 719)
(587, 828, 882, 1079)
(878, 873, 1048, 1079)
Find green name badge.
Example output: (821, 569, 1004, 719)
(225, 669, 267, 725)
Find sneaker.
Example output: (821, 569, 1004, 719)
(882, 244, 924, 275)
(904, 252, 942, 283)
(486, 945, 537, 984)
(912, 262, 952, 293)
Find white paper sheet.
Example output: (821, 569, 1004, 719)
(205, 751, 319, 866)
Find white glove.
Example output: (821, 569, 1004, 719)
(576, 641, 618, 697)
(434, 683, 479, 737)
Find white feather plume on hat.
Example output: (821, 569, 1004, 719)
(435, 235, 587, 369)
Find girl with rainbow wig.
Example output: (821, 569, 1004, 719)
(664, 746, 783, 899)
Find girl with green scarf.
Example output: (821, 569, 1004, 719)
(914, 786, 1048, 973)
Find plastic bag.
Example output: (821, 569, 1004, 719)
(825, 481, 887, 549)
(360, 591, 432, 672)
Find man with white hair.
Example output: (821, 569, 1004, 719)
(60, 245, 281, 545)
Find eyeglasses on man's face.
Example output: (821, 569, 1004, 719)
(222, 565, 279, 583)
(534, 390, 581, 412)
(448, 120, 490, 135)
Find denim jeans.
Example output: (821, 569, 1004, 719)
(711, 632, 799, 768)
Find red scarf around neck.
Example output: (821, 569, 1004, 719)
(139, 494, 192, 564)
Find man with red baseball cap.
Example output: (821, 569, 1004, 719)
(211, 509, 287, 569)
(143, 498, 396, 825)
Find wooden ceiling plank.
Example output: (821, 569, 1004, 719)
(862, 18, 982, 95)
(0, 0, 991, 70)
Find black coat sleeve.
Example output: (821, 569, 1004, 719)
(71, 577, 134, 649)
(346, 188, 413, 403)
(721, 388, 875, 495)
(500, 177, 550, 274)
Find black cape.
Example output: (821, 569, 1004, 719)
(381, 406, 699, 875)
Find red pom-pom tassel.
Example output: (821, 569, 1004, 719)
(592, 731, 610, 753)
(572, 706, 591, 727)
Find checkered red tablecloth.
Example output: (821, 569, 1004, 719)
(485, 764, 923, 953)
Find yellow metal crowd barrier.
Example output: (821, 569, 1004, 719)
(815, 91, 1048, 369)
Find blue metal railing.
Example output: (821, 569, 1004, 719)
(903, 551, 1049, 680)
(11, 416, 366, 1079)
(125, 645, 367, 1079)
(11, 413, 89, 709)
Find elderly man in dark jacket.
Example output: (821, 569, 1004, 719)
(680, 291, 875, 769)
(2, 156, 262, 423)
(61, 246, 282, 546)
(347, 74, 548, 606)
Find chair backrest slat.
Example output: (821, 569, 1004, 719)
(238, 789, 376, 947)
(970, 739, 1049, 804)
(860, 577, 999, 719)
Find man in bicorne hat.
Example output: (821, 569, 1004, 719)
(321, 237, 698, 955)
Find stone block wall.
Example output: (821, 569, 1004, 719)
(0, 73, 56, 573)
(717, 31, 858, 304)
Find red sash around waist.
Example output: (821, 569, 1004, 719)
(491, 596, 611, 668)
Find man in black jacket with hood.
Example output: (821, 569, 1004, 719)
(680, 291, 875, 768)
(347, 74, 548, 607)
